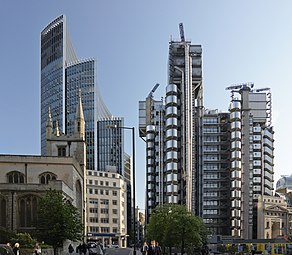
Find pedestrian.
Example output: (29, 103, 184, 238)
(34, 243, 42, 255)
(141, 242, 148, 255)
(81, 242, 87, 255)
(155, 242, 162, 255)
(13, 243, 20, 255)
(76, 244, 82, 255)
(68, 244, 74, 254)
(148, 241, 156, 255)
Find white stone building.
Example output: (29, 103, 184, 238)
(86, 169, 127, 247)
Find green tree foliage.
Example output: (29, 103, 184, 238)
(0, 227, 16, 244)
(36, 189, 83, 249)
(147, 204, 208, 254)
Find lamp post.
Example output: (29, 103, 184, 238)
(108, 125, 136, 255)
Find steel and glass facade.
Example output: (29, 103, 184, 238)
(198, 110, 231, 235)
(96, 118, 125, 175)
(139, 29, 203, 221)
(228, 84, 274, 239)
(41, 15, 111, 170)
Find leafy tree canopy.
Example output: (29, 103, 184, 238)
(36, 189, 83, 248)
(147, 204, 208, 253)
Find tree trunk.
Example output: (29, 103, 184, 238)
(169, 246, 172, 255)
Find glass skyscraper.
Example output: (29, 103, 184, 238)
(41, 15, 112, 170)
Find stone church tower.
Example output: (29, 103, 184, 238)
(0, 94, 87, 235)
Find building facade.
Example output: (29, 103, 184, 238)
(40, 15, 112, 170)
(0, 97, 86, 233)
(139, 24, 203, 222)
(227, 84, 274, 239)
(197, 110, 231, 235)
(86, 169, 127, 247)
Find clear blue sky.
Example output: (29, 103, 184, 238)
(1, 0, 292, 209)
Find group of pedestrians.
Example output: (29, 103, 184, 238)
(141, 240, 162, 255)
(71, 243, 88, 255)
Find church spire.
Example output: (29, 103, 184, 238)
(46, 107, 53, 139)
(75, 90, 85, 139)
(55, 119, 60, 136)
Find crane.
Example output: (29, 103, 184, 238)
(147, 83, 160, 98)
(179, 23, 185, 42)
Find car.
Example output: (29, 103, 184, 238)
(0, 244, 14, 255)
(112, 245, 119, 248)
(87, 242, 104, 255)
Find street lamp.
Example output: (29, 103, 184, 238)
(107, 125, 136, 255)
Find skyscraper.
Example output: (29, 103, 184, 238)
(139, 25, 275, 239)
(40, 15, 112, 170)
(227, 84, 274, 239)
(139, 24, 203, 221)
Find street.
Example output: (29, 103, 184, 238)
(104, 248, 142, 255)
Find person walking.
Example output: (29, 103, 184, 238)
(155, 242, 161, 255)
(141, 242, 148, 255)
(81, 242, 87, 255)
(34, 243, 42, 255)
(68, 244, 74, 254)
(76, 244, 82, 255)
(13, 243, 20, 255)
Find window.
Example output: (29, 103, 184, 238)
(113, 182, 116, 187)
(112, 209, 118, 214)
(101, 218, 109, 223)
(100, 199, 109, 205)
(7, 171, 25, 184)
(112, 191, 117, 196)
(101, 208, 109, 214)
(112, 218, 118, 224)
(39, 172, 57, 184)
(0, 197, 6, 227)
(112, 200, 117, 205)
(58, 146, 66, 156)
(19, 195, 39, 228)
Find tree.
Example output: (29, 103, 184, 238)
(146, 204, 208, 254)
(36, 189, 83, 253)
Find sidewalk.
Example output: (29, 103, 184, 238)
(130, 249, 142, 255)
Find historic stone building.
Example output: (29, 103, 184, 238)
(0, 95, 86, 234)
(257, 195, 292, 239)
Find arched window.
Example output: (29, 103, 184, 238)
(19, 195, 39, 229)
(7, 171, 25, 184)
(39, 172, 57, 184)
(40, 176, 45, 184)
(0, 197, 6, 227)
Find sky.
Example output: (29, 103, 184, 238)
(1, 0, 292, 209)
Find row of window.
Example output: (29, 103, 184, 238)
(88, 180, 117, 187)
(87, 189, 118, 196)
(89, 217, 120, 224)
(89, 226, 125, 234)
(7, 171, 57, 184)
(89, 208, 119, 214)
(87, 171, 117, 178)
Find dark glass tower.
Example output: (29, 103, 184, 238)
(41, 15, 111, 170)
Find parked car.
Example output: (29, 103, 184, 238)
(0, 245, 14, 255)
(87, 242, 104, 255)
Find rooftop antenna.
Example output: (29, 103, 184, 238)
(179, 23, 185, 42)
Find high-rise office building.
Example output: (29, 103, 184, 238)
(40, 15, 112, 170)
(227, 83, 274, 239)
(139, 25, 275, 239)
(139, 24, 203, 221)
(96, 118, 125, 175)
(197, 109, 231, 235)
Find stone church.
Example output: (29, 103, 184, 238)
(0, 95, 86, 234)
